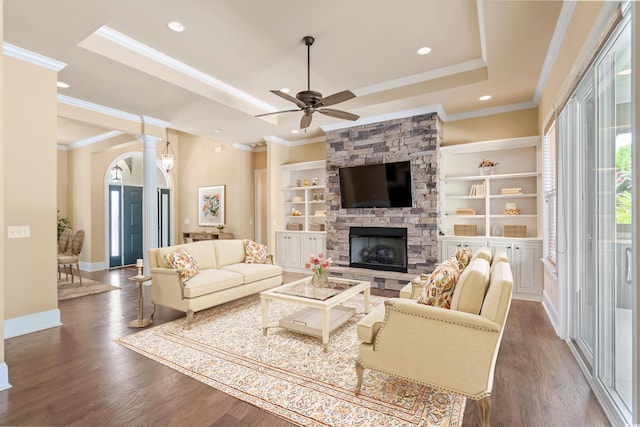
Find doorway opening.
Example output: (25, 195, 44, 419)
(106, 155, 171, 268)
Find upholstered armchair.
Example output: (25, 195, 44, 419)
(355, 255, 513, 427)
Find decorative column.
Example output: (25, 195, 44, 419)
(138, 134, 162, 272)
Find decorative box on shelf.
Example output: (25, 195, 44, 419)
(309, 223, 325, 231)
(504, 225, 526, 237)
(454, 224, 477, 236)
(287, 223, 303, 231)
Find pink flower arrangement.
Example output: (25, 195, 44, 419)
(305, 253, 333, 275)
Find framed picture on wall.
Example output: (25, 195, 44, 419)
(198, 185, 225, 226)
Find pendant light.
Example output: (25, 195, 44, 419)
(161, 128, 176, 172)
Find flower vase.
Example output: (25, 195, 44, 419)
(479, 166, 494, 176)
(311, 271, 329, 288)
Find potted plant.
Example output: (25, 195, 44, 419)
(57, 210, 72, 239)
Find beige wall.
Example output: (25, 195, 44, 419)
(177, 135, 254, 241)
(1, 0, 6, 366)
(288, 141, 327, 163)
(57, 150, 69, 219)
(4, 56, 58, 319)
(443, 108, 539, 145)
(537, 2, 605, 130)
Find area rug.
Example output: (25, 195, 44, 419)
(117, 294, 465, 426)
(57, 277, 120, 300)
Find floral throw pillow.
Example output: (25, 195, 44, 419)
(455, 247, 473, 271)
(244, 239, 268, 264)
(417, 257, 461, 309)
(164, 248, 199, 281)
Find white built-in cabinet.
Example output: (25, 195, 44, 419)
(277, 160, 327, 271)
(440, 236, 542, 301)
(439, 136, 543, 300)
(276, 231, 327, 272)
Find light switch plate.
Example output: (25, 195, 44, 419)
(8, 225, 30, 239)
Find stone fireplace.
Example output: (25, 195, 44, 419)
(324, 113, 441, 290)
(349, 227, 408, 273)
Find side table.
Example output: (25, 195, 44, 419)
(127, 275, 153, 328)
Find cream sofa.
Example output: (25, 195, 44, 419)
(148, 239, 283, 327)
(355, 247, 512, 427)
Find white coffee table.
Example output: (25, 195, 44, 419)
(260, 276, 371, 350)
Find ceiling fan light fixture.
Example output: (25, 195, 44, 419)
(417, 46, 432, 55)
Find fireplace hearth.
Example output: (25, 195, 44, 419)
(349, 227, 408, 273)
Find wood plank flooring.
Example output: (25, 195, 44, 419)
(0, 268, 610, 426)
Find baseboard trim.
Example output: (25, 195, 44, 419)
(4, 309, 61, 339)
(542, 291, 562, 337)
(80, 261, 107, 272)
(0, 363, 11, 391)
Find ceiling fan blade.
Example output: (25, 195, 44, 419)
(317, 108, 360, 121)
(318, 90, 356, 107)
(270, 90, 306, 108)
(300, 112, 313, 129)
(254, 108, 301, 118)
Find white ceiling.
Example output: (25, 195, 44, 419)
(4, 0, 564, 149)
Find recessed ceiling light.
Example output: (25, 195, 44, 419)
(479, 95, 492, 101)
(291, 129, 299, 134)
(167, 21, 185, 32)
(214, 129, 222, 134)
(57, 81, 69, 88)
(618, 68, 632, 76)
(417, 47, 432, 55)
(281, 88, 290, 93)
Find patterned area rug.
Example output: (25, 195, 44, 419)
(117, 294, 465, 426)
(57, 277, 120, 300)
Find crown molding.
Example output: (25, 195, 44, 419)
(3, 43, 67, 71)
(58, 95, 169, 128)
(88, 26, 277, 115)
(446, 99, 537, 122)
(354, 58, 486, 97)
(533, 1, 576, 104)
(68, 130, 124, 150)
(321, 104, 446, 132)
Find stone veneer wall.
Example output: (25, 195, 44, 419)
(325, 113, 442, 279)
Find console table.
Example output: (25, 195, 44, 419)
(182, 231, 234, 243)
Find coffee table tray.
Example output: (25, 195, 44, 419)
(279, 305, 356, 338)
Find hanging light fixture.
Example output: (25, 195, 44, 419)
(111, 164, 123, 182)
(161, 128, 176, 172)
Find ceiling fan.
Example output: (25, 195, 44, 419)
(255, 36, 359, 129)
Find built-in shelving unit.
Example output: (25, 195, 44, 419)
(281, 160, 327, 232)
(278, 160, 327, 271)
(439, 136, 543, 301)
(440, 136, 541, 238)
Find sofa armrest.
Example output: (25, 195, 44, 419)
(150, 267, 185, 299)
(360, 298, 503, 398)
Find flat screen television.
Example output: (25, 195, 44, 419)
(339, 161, 412, 208)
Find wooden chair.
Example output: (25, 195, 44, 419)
(57, 229, 73, 280)
(57, 230, 85, 285)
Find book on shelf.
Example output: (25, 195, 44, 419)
(455, 208, 476, 215)
(500, 187, 522, 195)
(469, 183, 485, 197)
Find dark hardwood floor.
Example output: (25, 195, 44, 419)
(0, 268, 610, 426)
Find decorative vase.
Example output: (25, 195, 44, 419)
(479, 166, 494, 176)
(311, 271, 329, 288)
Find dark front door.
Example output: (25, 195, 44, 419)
(123, 185, 143, 265)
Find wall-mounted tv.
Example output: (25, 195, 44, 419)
(339, 161, 412, 209)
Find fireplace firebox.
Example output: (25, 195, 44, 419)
(349, 227, 408, 273)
